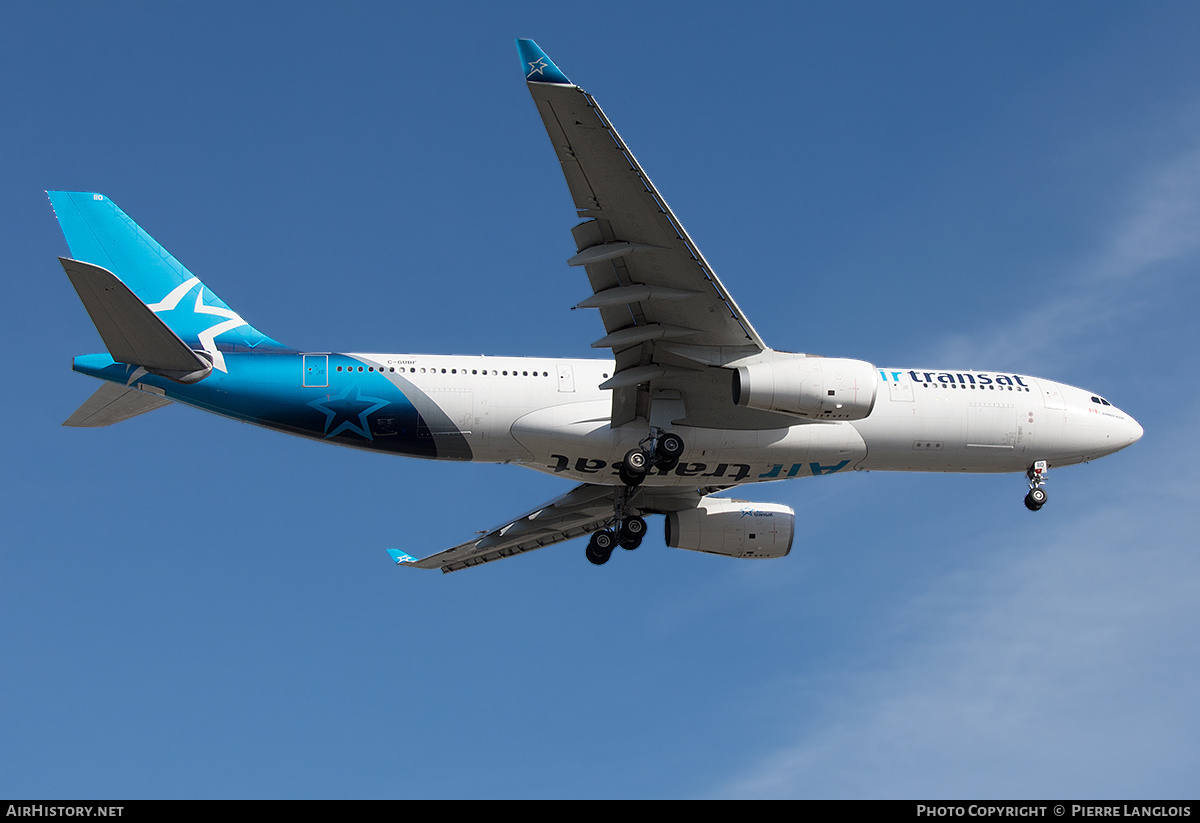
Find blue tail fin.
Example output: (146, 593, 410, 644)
(49, 192, 291, 365)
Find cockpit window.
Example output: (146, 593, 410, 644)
(1091, 395, 1112, 406)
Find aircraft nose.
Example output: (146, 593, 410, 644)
(1125, 415, 1144, 447)
(1105, 410, 1143, 453)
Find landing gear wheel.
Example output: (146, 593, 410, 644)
(624, 449, 649, 473)
(586, 531, 615, 565)
(619, 534, 643, 550)
(585, 544, 610, 565)
(1025, 487, 1047, 512)
(593, 530, 616, 552)
(619, 465, 646, 487)
(620, 449, 650, 487)
(619, 516, 647, 550)
(655, 455, 679, 471)
(658, 433, 684, 461)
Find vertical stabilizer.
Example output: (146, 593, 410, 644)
(48, 192, 290, 368)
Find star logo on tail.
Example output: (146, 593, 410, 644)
(527, 57, 549, 78)
(146, 277, 248, 372)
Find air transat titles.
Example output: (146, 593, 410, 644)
(881, 370, 1031, 387)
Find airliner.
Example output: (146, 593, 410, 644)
(52, 40, 1143, 572)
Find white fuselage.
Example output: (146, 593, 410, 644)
(346, 354, 1143, 487)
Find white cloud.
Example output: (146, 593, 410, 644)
(930, 145, 1200, 373)
(1104, 146, 1200, 278)
(716, 434, 1200, 797)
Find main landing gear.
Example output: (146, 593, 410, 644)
(585, 516, 648, 565)
(584, 486, 652, 566)
(586, 429, 685, 566)
(1024, 460, 1048, 512)
(617, 429, 685, 487)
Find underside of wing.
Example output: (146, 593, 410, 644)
(394, 482, 719, 573)
(519, 40, 775, 429)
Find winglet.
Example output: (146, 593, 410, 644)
(516, 39, 572, 85)
(387, 549, 418, 566)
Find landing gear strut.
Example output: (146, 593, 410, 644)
(1024, 460, 1048, 511)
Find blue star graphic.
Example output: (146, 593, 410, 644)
(308, 385, 390, 440)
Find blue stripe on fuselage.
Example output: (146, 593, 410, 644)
(72, 353, 443, 458)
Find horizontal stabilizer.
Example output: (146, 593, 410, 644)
(63, 382, 172, 427)
(61, 258, 212, 383)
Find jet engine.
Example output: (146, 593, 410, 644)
(732, 354, 878, 420)
(664, 499, 795, 559)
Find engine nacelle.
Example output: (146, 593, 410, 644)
(732, 354, 878, 420)
(664, 499, 795, 559)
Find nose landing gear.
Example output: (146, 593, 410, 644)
(1024, 460, 1048, 511)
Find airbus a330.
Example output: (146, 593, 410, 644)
(52, 40, 1143, 572)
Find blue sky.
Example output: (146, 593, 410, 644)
(3, 2, 1199, 799)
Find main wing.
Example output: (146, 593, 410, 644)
(400, 42, 786, 574)
(518, 40, 773, 428)
(393, 483, 717, 573)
